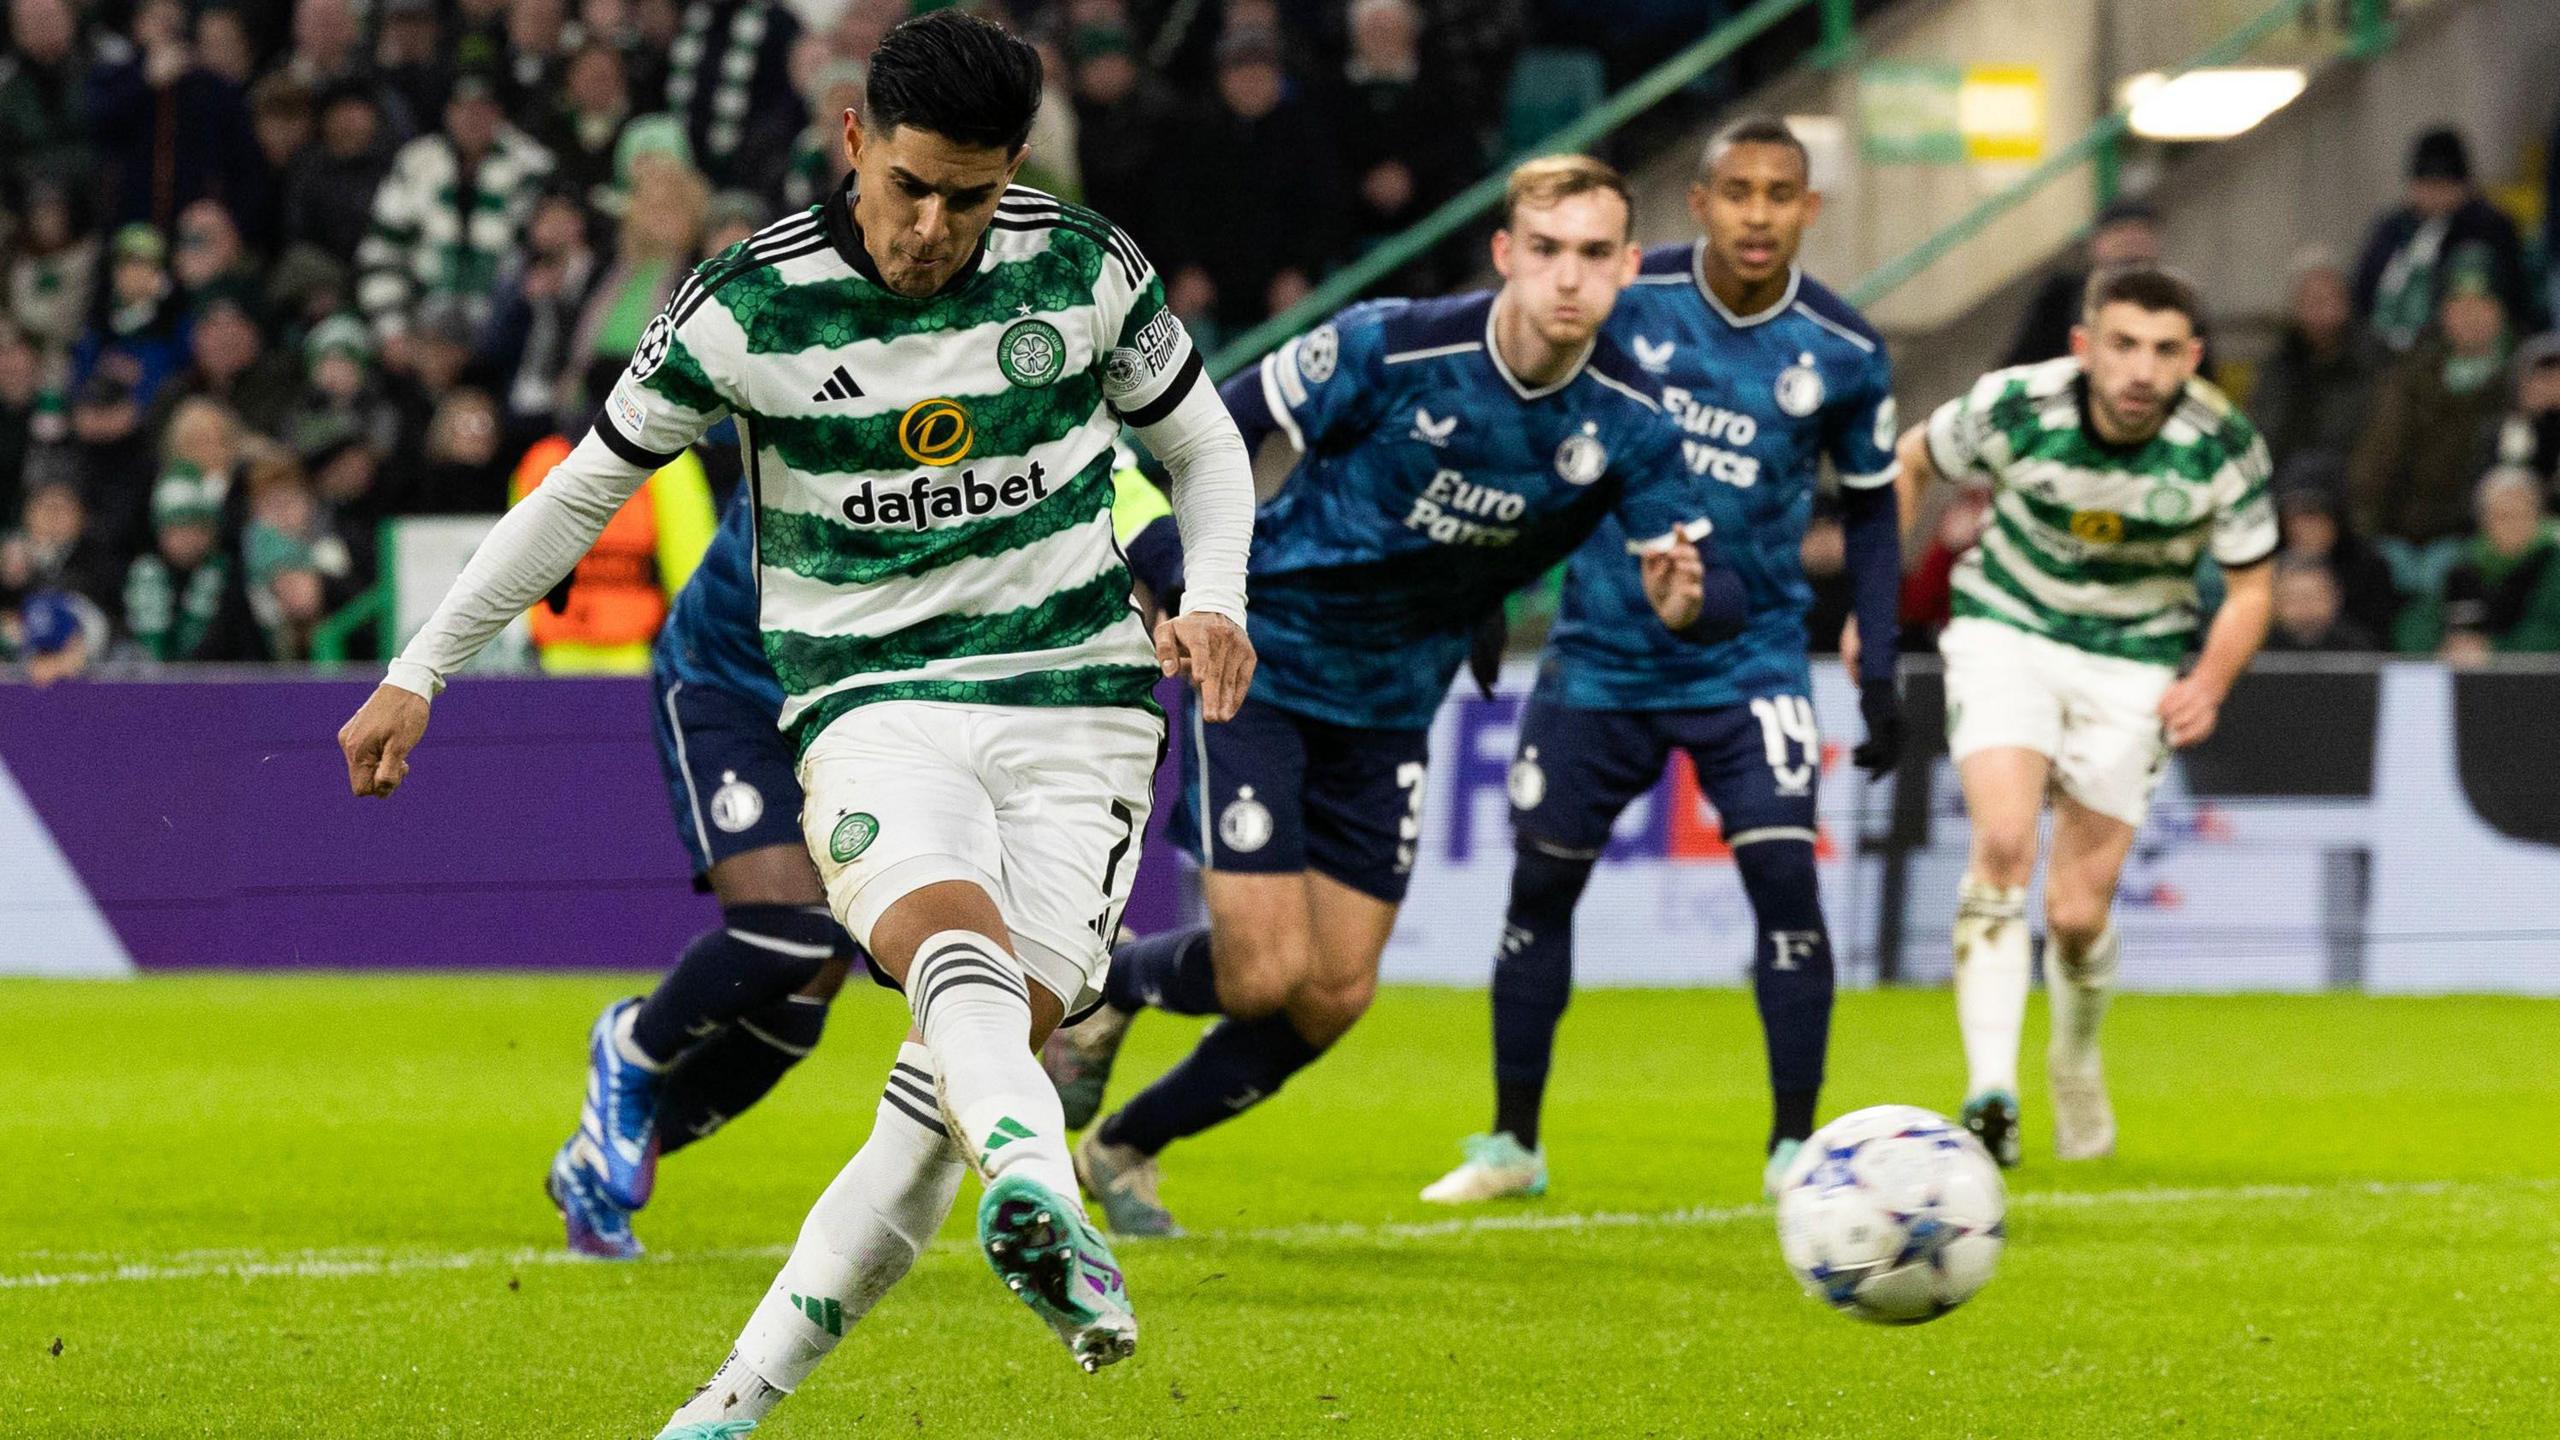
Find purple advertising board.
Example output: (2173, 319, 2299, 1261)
(0, 674, 1188, 971)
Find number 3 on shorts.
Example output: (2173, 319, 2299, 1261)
(1749, 695, 1819, 794)
(1393, 761, 1428, 875)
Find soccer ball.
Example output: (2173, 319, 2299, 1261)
(1773, 1105, 2006, 1324)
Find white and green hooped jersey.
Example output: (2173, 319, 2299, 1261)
(598, 183, 1202, 750)
(1924, 357, 2277, 667)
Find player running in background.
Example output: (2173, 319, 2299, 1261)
(1422, 118, 1905, 1207)
(1043, 155, 1746, 1237)
(335, 12, 1258, 1429)
(1894, 264, 2274, 1166)
(540, 483, 863, 1261)
(545, 463, 1185, 1262)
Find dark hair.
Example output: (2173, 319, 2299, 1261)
(2082, 263, 2203, 327)
(1700, 115, 1808, 181)
(865, 10, 1044, 154)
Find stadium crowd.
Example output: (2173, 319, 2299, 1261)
(2, 0, 2557, 676)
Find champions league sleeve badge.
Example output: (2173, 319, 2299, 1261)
(1775, 352, 1824, 417)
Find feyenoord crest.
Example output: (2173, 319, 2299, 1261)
(997, 318, 1066, 388)
(630, 313, 674, 380)
(1555, 425, 1607, 486)
(1298, 323, 1340, 383)
(1507, 748, 1547, 811)
(829, 811, 879, 863)
(1774, 352, 1823, 417)
(709, 771, 764, 834)
(1219, 786, 1274, 853)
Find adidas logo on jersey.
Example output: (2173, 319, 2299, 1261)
(809, 365, 864, 403)
(840, 462, 1054, 532)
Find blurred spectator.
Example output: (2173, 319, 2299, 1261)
(242, 464, 344, 660)
(196, 5, 258, 89)
(501, 0, 579, 130)
(2, 477, 119, 614)
(2350, 257, 2513, 553)
(7, 587, 105, 685)
(2353, 127, 2532, 353)
(286, 312, 401, 466)
(71, 225, 189, 406)
(149, 292, 299, 442)
(2439, 467, 2560, 660)
(1898, 488, 1988, 647)
(663, 0, 805, 199)
(479, 195, 601, 446)
(702, 191, 763, 258)
(88, 0, 265, 233)
(0, 0, 103, 188)
(536, 42, 637, 213)
(171, 200, 260, 306)
(1168, 28, 1346, 334)
(283, 0, 415, 141)
(1338, 0, 1472, 288)
(2005, 201, 2161, 367)
(283, 82, 399, 265)
(151, 396, 244, 555)
(1071, 25, 1180, 254)
(5, 175, 99, 364)
(373, 0, 451, 141)
(401, 386, 510, 513)
(122, 466, 236, 661)
(355, 69, 556, 373)
(2247, 248, 2382, 470)
(2489, 331, 2560, 500)
(2273, 455, 2400, 647)
(244, 73, 319, 251)
(561, 162, 707, 420)
(2264, 557, 2377, 653)
(782, 60, 862, 214)
(1018, 35, 1083, 202)
(0, 324, 40, 523)
(56, 373, 155, 560)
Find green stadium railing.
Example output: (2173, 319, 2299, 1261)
(1845, 0, 2394, 310)
(1203, 0, 1851, 382)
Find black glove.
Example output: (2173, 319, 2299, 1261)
(1468, 607, 1508, 699)
(1852, 678, 1902, 775)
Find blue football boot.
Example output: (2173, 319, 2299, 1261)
(578, 997, 662, 1209)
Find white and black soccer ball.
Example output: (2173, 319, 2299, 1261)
(1774, 1104, 2006, 1325)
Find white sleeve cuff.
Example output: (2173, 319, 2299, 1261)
(1839, 461, 1902, 490)
(383, 658, 444, 700)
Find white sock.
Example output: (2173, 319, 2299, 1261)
(1952, 876, 2030, 1098)
(2044, 921, 2119, 1081)
(907, 930, 1082, 1205)
(666, 1043, 965, 1427)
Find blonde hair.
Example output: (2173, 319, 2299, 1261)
(1500, 153, 1632, 234)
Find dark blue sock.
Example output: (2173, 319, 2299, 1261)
(1735, 839, 1833, 1147)
(656, 992, 830, 1154)
(628, 904, 841, 1066)
(1490, 845, 1596, 1150)
(1098, 1012, 1323, 1156)
(1102, 925, 1222, 1016)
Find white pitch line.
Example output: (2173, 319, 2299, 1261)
(1, 1178, 2538, 1293)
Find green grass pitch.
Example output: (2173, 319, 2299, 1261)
(8, 976, 2558, 1437)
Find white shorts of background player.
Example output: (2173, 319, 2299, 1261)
(1939, 616, 2177, 830)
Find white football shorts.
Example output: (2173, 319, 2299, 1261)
(798, 699, 1163, 1014)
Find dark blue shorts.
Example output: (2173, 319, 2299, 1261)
(1168, 694, 1433, 904)
(1509, 695, 1821, 856)
(651, 667, 808, 888)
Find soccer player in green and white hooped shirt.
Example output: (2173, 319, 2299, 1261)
(333, 13, 1259, 1429)
(1892, 264, 2275, 1170)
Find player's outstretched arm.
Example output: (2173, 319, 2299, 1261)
(336, 429, 655, 797)
(2159, 558, 2272, 748)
